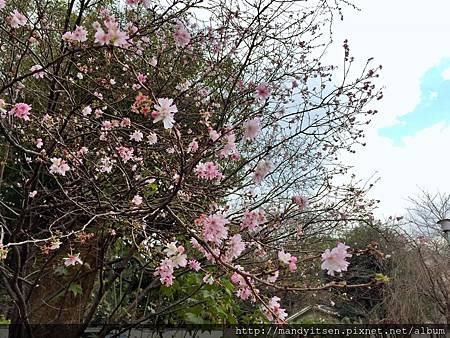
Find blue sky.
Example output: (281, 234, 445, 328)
(327, 0, 450, 218)
(379, 58, 450, 145)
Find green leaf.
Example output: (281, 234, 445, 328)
(68, 283, 83, 297)
(184, 313, 206, 324)
(54, 266, 68, 276)
(375, 273, 390, 283)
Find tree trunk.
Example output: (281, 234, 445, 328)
(8, 238, 101, 338)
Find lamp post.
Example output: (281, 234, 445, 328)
(437, 219, 450, 324)
(437, 219, 450, 243)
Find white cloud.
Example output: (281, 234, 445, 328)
(342, 122, 450, 219)
(324, 1, 450, 218)
(326, 0, 450, 128)
(442, 67, 450, 80)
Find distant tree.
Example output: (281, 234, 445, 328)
(378, 191, 450, 324)
(406, 189, 450, 236)
(324, 224, 390, 322)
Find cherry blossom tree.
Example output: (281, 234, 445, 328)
(0, 0, 382, 336)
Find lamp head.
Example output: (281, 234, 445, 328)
(438, 219, 450, 233)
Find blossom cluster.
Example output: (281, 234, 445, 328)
(154, 242, 189, 286)
(321, 243, 352, 276)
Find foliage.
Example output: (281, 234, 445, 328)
(0, 0, 382, 335)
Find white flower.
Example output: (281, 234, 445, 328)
(36, 138, 43, 149)
(98, 157, 113, 173)
(164, 242, 179, 256)
(82, 105, 92, 116)
(172, 253, 187, 268)
(147, 133, 158, 144)
(203, 273, 214, 285)
(152, 98, 177, 129)
(130, 130, 143, 142)
(131, 194, 143, 206)
(49, 240, 61, 250)
(150, 57, 157, 67)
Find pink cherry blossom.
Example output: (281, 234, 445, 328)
(190, 237, 204, 251)
(137, 73, 147, 84)
(227, 234, 246, 260)
(94, 109, 103, 118)
(188, 260, 201, 271)
(9, 102, 31, 121)
(202, 213, 230, 245)
(187, 139, 199, 153)
(288, 255, 297, 272)
(116, 146, 134, 163)
(121, 118, 131, 127)
(321, 242, 352, 276)
(154, 258, 175, 286)
(73, 26, 88, 42)
(208, 128, 221, 141)
(82, 106, 92, 116)
(152, 98, 177, 129)
(94, 27, 110, 45)
(149, 57, 157, 67)
(9, 10, 27, 28)
(140, 0, 151, 9)
(49, 240, 61, 250)
(264, 296, 288, 322)
(176, 80, 191, 92)
(292, 195, 309, 210)
(173, 22, 191, 47)
(30, 65, 45, 79)
(49, 158, 71, 176)
(267, 270, 279, 283)
(255, 83, 270, 101)
(243, 118, 261, 141)
(0, 0, 5, 10)
(101, 121, 113, 130)
(194, 162, 224, 181)
(131, 194, 143, 206)
(253, 160, 273, 184)
(230, 271, 245, 286)
(108, 27, 129, 47)
(237, 287, 252, 300)
(171, 253, 187, 268)
(278, 250, 291, 264)
(62, 31, 75, 41)
(241, 209, 265, 231)
(63, 254, 83, 267)
(219, 133, 239, 159)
